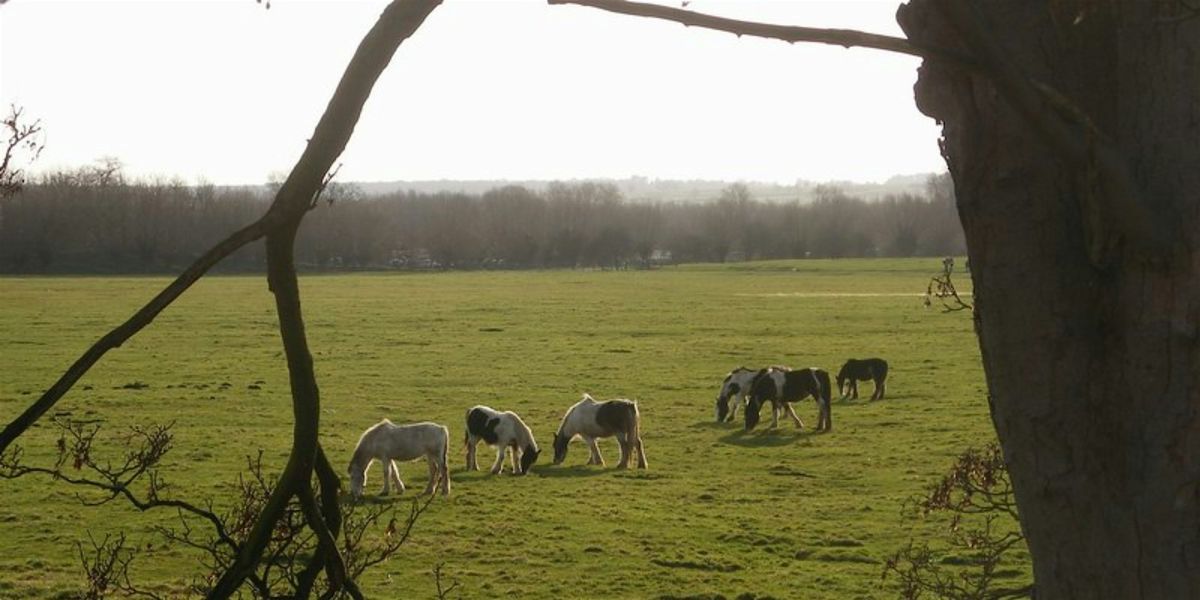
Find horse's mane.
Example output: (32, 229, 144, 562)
(724, 366, 754, 382)
(507, 411, 538, 451)
(555, 394, 594, 437)
(349, 419, 392, 468)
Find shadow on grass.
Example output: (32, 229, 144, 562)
(718, 428, 817, 447)
(837, 392, 907, 404)
(533, 464, 619, 479)
(341, 493, 417, 506)
(689, 420, 731, 430)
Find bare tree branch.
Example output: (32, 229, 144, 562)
(0, 104, 45, 198)
(0, 419, 241, 553)
(925, 257, 972, 313)
(548, 0, 978, 68)
(432, 562, 461, 600)
(0, 217, 268, 457)
(1, 0, 443, 596)
(311, 163, 344, 209)
(210, 1, 442, 595)
(550, 0, 1172, 259)
(885, 444, 1031, 599)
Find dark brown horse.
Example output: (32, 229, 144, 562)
(836, 358, 888, 400)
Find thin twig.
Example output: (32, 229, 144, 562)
(548, 0, 980, 69)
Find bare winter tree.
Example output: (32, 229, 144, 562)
(0, 105, 45, 198)
(0, 0, 444, 597)
(6, 0, 1197, 596)
(547, 0, 1200, 596)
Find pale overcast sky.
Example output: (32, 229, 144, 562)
(0, 0, 945, 185)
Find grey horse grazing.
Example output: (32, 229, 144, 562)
(348, 419, 451, 498)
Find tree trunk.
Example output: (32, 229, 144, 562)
(899, 2, 1200, 597)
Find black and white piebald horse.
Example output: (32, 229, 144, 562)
(745, 366, 833, 432)
(464, 405, 541, 475)
(552, 393, 647, 469)
(715, 366, 759, 422)
(836, 358, 889, 401)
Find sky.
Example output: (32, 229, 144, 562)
(0, 0, 946, 186)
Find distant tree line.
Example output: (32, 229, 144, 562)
(0, 163, 964, 273)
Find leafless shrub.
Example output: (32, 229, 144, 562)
(883, 443, 1032, 600)
(925, 257, 973, 312)
(0, 105, 46, 198)
(432, 562, 461, 600)
(1, 419, 430, 599)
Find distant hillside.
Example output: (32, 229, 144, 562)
(349, 174, 941, 203)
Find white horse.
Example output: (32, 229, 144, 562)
(464, 405, 541, 475)
(715, 366, 759, 422)
(552, 393, 647, 469)
(348, 420, 451, 498)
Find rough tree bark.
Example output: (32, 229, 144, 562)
(899, 2, 1200, 597)
(550, 0, 1199, 596)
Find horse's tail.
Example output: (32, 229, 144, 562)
(441, 425, 452, 495)
(628, 401, 641, 444)
(873, 359, 889, 400)
(463, 407, 472, 448)
(814, 369, 833, 431)
(628, 400, 647, 469)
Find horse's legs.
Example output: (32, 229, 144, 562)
(466, 436, 478, 471)
(728, 395, 742, 421)
(585, 436, 605, 466)
(381, 460, 400, 495)
(783, 402, 805, 429)
(873, 377, 886, 400)
(439, 455, 451, 496)
(769, 402, 780, 429)
(422, 456, 437, 495)
(614, 432, 631, 469)
(490, 445, 506, 475)
(509, 444, 521, 473)
(851, 380, 859, 399)
(634, 435, 648, 469)
(390, 460, 406, 494)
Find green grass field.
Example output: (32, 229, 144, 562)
(0, 259, 1022, 599)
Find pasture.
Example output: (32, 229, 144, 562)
(0, 259, 1023, 599)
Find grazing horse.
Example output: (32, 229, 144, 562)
(745, 367, 833, 432)
(464, 405, 541, 475)
(348, 419, 451, 498)
(836, 358, 889, 400)
(715, 366, 758, 423)
(552, 393, 647, 469)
